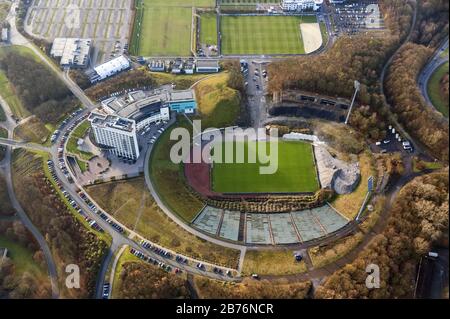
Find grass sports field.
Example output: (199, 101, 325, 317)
(221, 15, 317, 55)
(200, 13, 218, 45)
(212, 141, 319, 193)
(131, 0, 215, 56)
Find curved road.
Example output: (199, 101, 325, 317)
(0, 96, 60, 299)
(418, 39, 449, 118)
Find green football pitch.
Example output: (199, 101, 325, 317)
(221, 15, 315, 55)
(212, 141, 319, 194)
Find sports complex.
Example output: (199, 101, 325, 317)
(130, 0, 325, 56)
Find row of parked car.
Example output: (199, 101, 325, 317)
(46, 160, 103, 233)
(51, 108, 85, 144)
(77, 190, 125, 234)
(130, 248, 182, 274)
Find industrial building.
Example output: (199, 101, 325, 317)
(281, 0, 324, 11)
(91, 55, 131, 83)
(196, 59, 220, 73)
(88, 113, 140, 160)
(50, 38, 92, 68)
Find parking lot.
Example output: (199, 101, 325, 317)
(25, 0, 133, 66)
(330, 1, 385, 36)
(370, 125, 414, 154)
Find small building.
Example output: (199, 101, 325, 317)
(168, 90, 197, 114)
(92, 55, 131, 83)
(1, 28, 9, 42)
(171, 59, 184, 74)
(281, 0, 323, 11)
(184, 60, 195, 74)
(148, 60, 165, 72)
(196, 59, 220, 73)
(50, 38, 92, 68)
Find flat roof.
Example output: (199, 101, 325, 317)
(170, 90, 195, 101)
(89, 112, 135, 133)
(196, 59, 219, 68)
(94, 55, 130, 79)
(51, 38, 91, 66)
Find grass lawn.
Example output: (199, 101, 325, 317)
(86, 177, 240, 268)
(331, 152, 376, 219)
(149, 71, 211, 89)
(149, 117, 205, 222)
(14, 117, 50, 144)
(212, 140, 319, 194)
(0, 46, 45, 119)
(144, 0, 215, 6)
(308, 231, 364, 268)
(111, 248, 140, 298)
(66, 121, 94, 160)
(133, 5, 192, 56)
(427, 61, 449, 118)
(242, 249, 307, 276)
(200, 13, 218, 46)
(0, 235, 49, 278)
(193, 72, 241, 128)
(221, 15, 313, 55)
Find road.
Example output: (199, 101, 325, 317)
(0, 96, 60, 299)
(418, 38, 449, 117)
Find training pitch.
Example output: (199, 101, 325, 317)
(211, 141, 319, 194)
(221, 15, 317, 55)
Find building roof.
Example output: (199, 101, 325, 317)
(89, 112, 135, 133)
(94, 55, 130, 79)
(169, 90, 195, 102)
(196, 59, 220, 69)
(51, 38, 91, 66)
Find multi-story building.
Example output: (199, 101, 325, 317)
(88, 113, 140, 160)
(168, 90, 197, 114)
(281, 0, 323, 11)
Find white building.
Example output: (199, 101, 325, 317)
(101, 91, 171, 131)
(92, 55, 131, 82)
(88, 113, 140, 160)
(281, 0, 323, 11)
(51, 38, 91, 68)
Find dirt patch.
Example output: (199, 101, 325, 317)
(300, 23, 323, 54)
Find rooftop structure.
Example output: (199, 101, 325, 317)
(88, 112, 140, 160)
(281, 0, 324, 11)
(50, 38, 92, 68)
(196, 59, 220, 73)
(92, 55, 131, 82)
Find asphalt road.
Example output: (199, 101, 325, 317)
(0, 96, 60, 299)
(418, 39, 449, 117)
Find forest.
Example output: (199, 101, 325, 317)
(385, 43, 448, 160)
(11, 150, 108, 298)
(315, 169, 449, 298)
(0, 221, 52, 299)
(0, 53, 77, 124)
(267, 0, 449, 152)
(116, 262, 190, 299)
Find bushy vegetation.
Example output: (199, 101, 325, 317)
(0, 173, 14, 217)
(316, 169, 449, 298)
(195, 277, 312, 299)
(116, 262, 190, 299)
(0, 222, 52, 299)
(0, 52, 78, 124)
(12, 150, 108, 298)
(385, 43, 448, 160)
